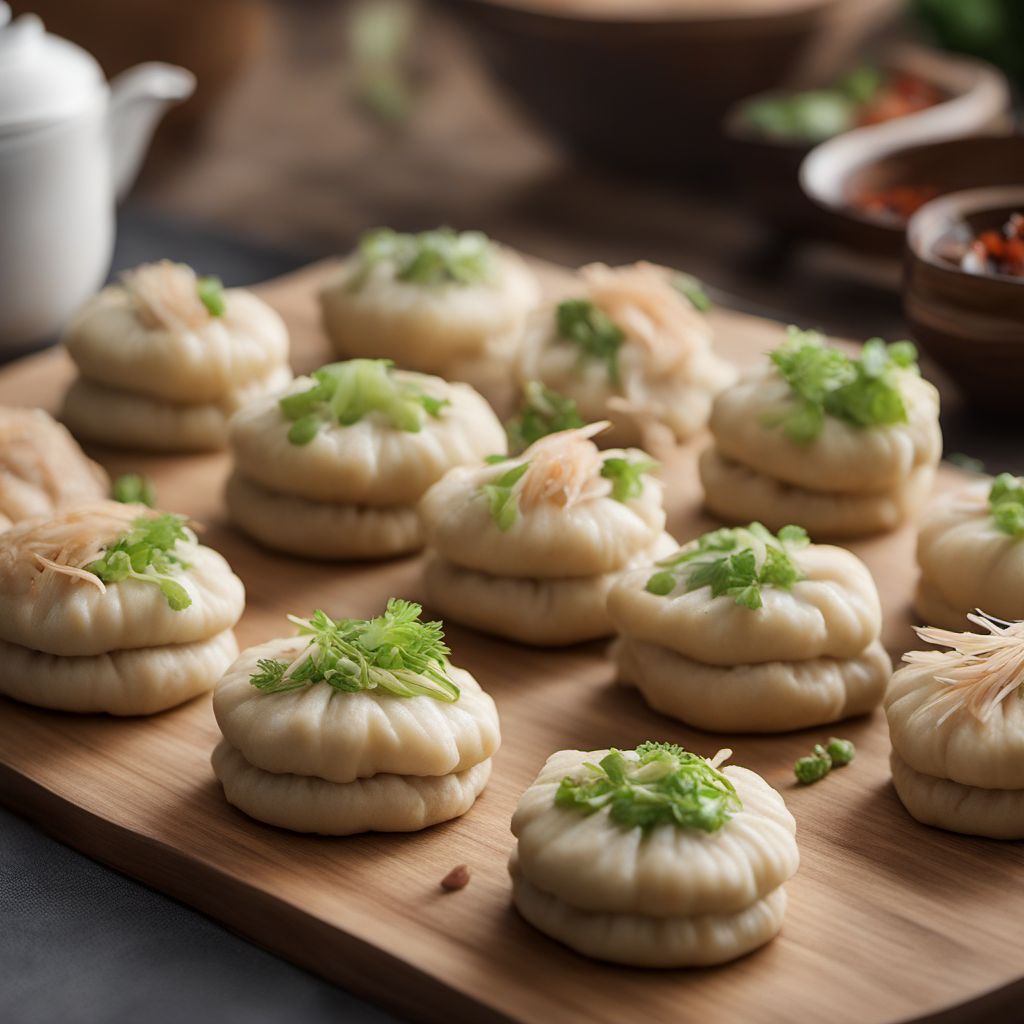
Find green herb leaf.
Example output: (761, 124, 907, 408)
(350, 227, 494, 288)
(766, 327, 919, 444)
(645, 522, 806, 608)
(824, 737, 855, 767)
(600, 456, 657, 503)
(197, 275, 227, 317)
(989, 473, 1024, 537)
(555, 741, 742, 833)
(279, 359, 448, 444)
(794, 746, 832, 784)
(85, 513, 193, 610)
(671, 272, 712, 312)
(506, 382, 585, 453)
(250, 599, 459, 702)
(481, 461, 530, 532)
(111, 473, 156, 508)
(556, 299, 625, 385)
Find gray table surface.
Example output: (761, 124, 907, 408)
(0, 206, 400, 1024)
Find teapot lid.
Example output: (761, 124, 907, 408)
(0, 3, 105, 133)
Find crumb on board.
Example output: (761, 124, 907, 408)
(440, 864, 470, 892)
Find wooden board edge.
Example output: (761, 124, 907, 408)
(0, 763, 515, 1024)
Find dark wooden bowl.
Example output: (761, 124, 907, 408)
(724, 45, 1009, 235)
(905, 186, 1024, 408)
(797, 54, 1012, 256)
(438, 0, 901, 176)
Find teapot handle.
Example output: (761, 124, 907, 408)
(108, 63, 195, 201)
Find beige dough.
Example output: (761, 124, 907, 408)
(63, 277, 290, 403)
(916, 480, 1024, 624)
(0, 629, 238, 715)
(229, 371, 506, 506)
(225, 473, 422, 560)
(913, 578, 973, 632)
(510, 862, 788, 968)
(885, 658, 1024, 790)
(419, 447, 666, 579)
(212, 740, 493, 834)
(616, 636, 890, 733)
(890, 752, 1024, 840)
(608, 541, 881, 666)
(62, 365, 292, 453)
(213, 636, 500, 783)
(320, 246, 539, 371)
(709, 362, 941, 494)
(512, 750, 798, 917)
(517, 262, 735, 449)
(0, 504, 245, 656)
(700, 447, 935, 539)
(422, 532, 677, 646)
(0, 406, 109, 529)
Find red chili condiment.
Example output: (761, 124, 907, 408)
(852, 184, 941, 223)
(963, 213, 1024, 279)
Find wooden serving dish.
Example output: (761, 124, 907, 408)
(798, 52, 1012, 256)
(439, 0, 901, 175)
(725, 45, 1011, 237)
(905, 185, 1024, 408)
(1, 260, 1021, 1024)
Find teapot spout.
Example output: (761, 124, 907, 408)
(108, 62, 195, 201)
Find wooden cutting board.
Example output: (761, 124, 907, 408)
(0, 261, 1020, 1024)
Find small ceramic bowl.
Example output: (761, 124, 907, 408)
(798, 55, 1011, 255)
(726, 45, 1010, 236)
(905, 185, 1024, 407)
(439, 0, 902, 175)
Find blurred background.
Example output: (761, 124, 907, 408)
(5, 0, 1020, 336)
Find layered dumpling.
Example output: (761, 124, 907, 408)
(700, 328, 941, 538)
(517, 262, 735, 450)
(886, 613, 1024, 839)
(916, 474, 1024, 630)
(0, 406, 109, 530)
(319, 228, 539, 410)
(419, 422, 675, 646)
(61, 261, 292, 451)
(226, 358, 506, 559)
(212, 599, 500, 834)
(0, 501, 244, 714)
(609, 523, 889, 732)
(509, 742, 799, 967)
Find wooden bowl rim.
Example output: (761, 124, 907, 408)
(797, 47, 1011, 233)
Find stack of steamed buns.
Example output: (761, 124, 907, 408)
(700, 328, 942, 538)
(0, 501, 244, 714)
(10, 227, 1014, 972)
(418, 422, 675, 645)
(61, 261, 292, 452)
(211, 600, 500, 834)
(609, 523, 890, 732)
(225, 357, 505, 559)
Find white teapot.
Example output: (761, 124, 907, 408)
(0, 3, 194, 350)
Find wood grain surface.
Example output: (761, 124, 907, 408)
(0, 261, 1020, 1024)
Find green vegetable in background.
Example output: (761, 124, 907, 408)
(671, 272, 713, 313)
(989, 473, 1024, 537)
(506, 382, 584, 453)
(555, 741, 742, 833)
(196, 275, 226, 317)
(111, 473, 156, 508)
(352, 227, 494, 288)
(914, 0, 1024, 83)
(556, 299, 625, 385)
